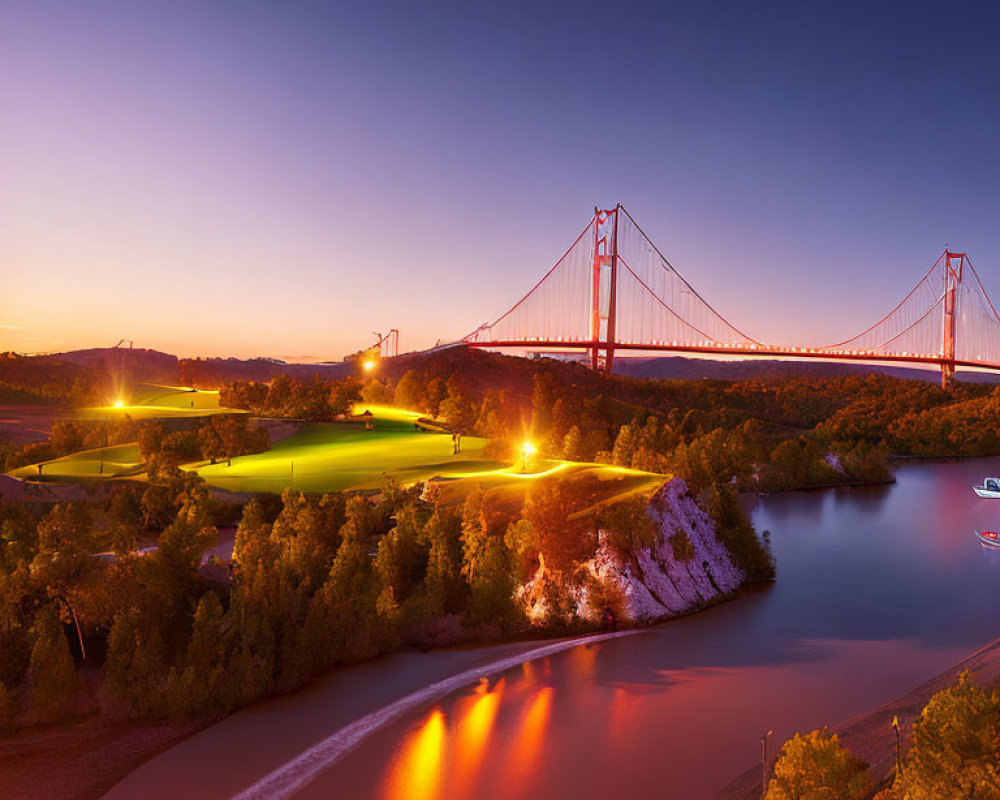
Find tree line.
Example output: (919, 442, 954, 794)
(765, 671, 1000, 800)
(0, 462, 769, 728)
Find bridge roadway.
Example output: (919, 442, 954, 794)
(466, 339, 1000, 374)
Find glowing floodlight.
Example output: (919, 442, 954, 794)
(519, 440, 538, 473)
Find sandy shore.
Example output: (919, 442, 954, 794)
(714, 635, 1000, 800)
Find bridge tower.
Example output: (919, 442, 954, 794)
(589, 205, 620, 371)
(941, 250, 966, 389)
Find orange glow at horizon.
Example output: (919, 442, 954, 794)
(381, 708, 446, 800)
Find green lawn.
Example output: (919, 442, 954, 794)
(8, 443, 142, 481)
(8, 399, 670, 503)
(190, 421, 503, 493)
(76, 383, 245, 420)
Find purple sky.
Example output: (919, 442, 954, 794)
(3, 1, 999, 360)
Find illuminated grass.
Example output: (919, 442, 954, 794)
(77, 383, 245, 420)
(189, 422, 502, 493)
(7, 400, 670, 504)
(429, 461, 669, 514)
(8, 443, 142, 481)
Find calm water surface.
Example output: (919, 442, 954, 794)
(305, 458, 1000, 800)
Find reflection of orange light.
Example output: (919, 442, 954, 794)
(382, 708, 446, 800)
(569, 643, 597, 685)
(454, 678, 504, 793)
(507, 687, 554, 786)
(605, 686, 635, 747)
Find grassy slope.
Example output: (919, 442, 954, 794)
(192, 418, 502, 493)
(8, 443, 142, 481)
(76, 383, 244, 420)
(7, 397, 670, 503)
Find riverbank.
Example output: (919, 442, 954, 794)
(101, 632, 639, 799)
(713, 634, 1000, 800)
(0, 717, 209, 800)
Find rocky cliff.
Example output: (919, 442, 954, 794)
(517, 478, 747, 624)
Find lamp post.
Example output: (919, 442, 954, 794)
(892, 715, 902, 778)
(761, 729, 774, 798)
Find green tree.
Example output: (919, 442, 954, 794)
(265, 373, 292, 412)
(766, 728, 871, 800)
(438, 378, 476, 432)
(360, 377, 392, 405)
(461, 487, 514, 624)
(330, 376, 363, 417)
(611, 422, 640, 467)
(27, 604, 79, 722)
(374, 504, 427, 605)
(30, 503, 97, 659)
(896, 672, 1000, 800)
(103, 608, 168, 718)
(706, 484, 775, 584)
(561, 425, 586, 462)
(318, 496, 390, 663)
(423, 500, 467, 615)
(393, 370, 424, 411)
(165, 591, 227, 719)
(137, 421, 166, 464)
(0, 679, 16, 728)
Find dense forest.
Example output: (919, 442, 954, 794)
(3, 347, 1000, 733)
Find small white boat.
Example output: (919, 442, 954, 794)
(973, 478, 1000, 498)
(975, 529, 1000, 548)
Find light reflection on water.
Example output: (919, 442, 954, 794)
(304, 458, 1000, 800)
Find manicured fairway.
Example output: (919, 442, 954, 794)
(77, 384, 244, 420)
(8, 443, 142, 481)
(7, 399, 671, 503)
(191, 421, 503, 494)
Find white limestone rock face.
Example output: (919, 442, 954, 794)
(516, 478, 747, 625)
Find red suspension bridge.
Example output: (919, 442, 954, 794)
(462, 204, 1000, 388)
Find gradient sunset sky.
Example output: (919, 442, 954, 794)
(3, 1, 999, 360)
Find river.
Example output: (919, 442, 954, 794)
(105, 457, 1000, 800)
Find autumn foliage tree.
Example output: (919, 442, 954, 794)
(766, 728, 872, 800)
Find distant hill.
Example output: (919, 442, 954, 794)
(611, 355, 1000, 384)
(51, 347, 180, 383)
(7, 345, 999, 395)
(177, 357, 351, 387)
(2, 348, 354, 390)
